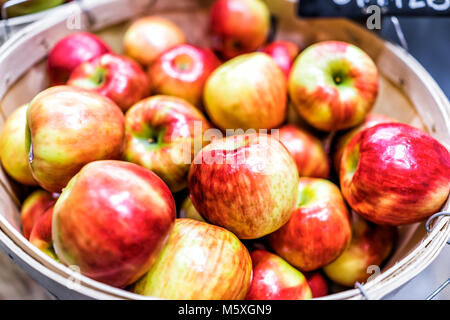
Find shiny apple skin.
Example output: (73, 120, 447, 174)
(210, 0, 270, 59)
(262, 40, 299, 78)
(124, 16, 186, 66)
(123, 95, 211, 192)
(30, 206, 57, 260)
(278, 124, 330, 178)
(246, 249, 312, 300)
(132, 218, 252, 300)
(305, 271, 328, 298)
(52, 160, 176, 288)
(289, 41, 379, 131)
(47, 32, 112, 86)
(68, 53, 151, 111)
(21, 190, 57, 240)
(204, 52, 287, 130)
(27, 86, 125, 193)
(188, 133, 298, 239)
(149, 44, 221, 109)
(179, 196, 205, 222)
(268, 178, 351, 271)
(0, 105, 37, 185)
(333, 114, 395, 173)
(324, 213, 396, 287)
(340, 123, 450, 225)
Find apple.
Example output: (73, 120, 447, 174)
(262, 40, 300, 78)
(47, 32, 112, 86)
(204, 52, 287, 130)
(123, 95, 211, 192)
(132, 218, 252, 299)
(210, 0, 270, 59)
(333, 114, 395, 173)
(21, 190, 57, 240)
(149, 44, 221, 109)
(278, 124, 330, 178)
(340, 122, 450, 225)
(26, 86, 125, 193)
(245, 249, 312, 300)
(323, 213, 396, 287)
(305, 271, 328, 298)
(52, 160, 176, 288)
(123, 16, 186, 67)
(289, 41, 379, 131)
(179, 196, 205, 222)
(268, 177, 351, 271)
(68, 53, 151, 111)
(188, 133, 298, 239)
(0, 104, 37, 185)
(29, 206, 57, 260)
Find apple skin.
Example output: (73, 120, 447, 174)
(323, 213, 396, 287)
(123, 95, 211, 192)
(305, 271, 328, 298)
(289, 41, 379, 132)
(30, 206, 58, 260)
(210, 0, 270, 59)
(47, 32, 112, 86)
(68, 53, 151, 111)
(0, 104, 37, 185)
(333, 114, 395, 173)
(340, 123, 450, 225)
(132, 218, 252, 300)
(268, 177, 351, 271)
(179, 196, 205, 222)
(149, 44, 221, 109)
(124, 16, 186, 67)
(188, 133, 299, 239)
(26, 86, 125, 193)
(204, 52, 287, 130)
(262, 40, 300, 78)
(21, 190, 57, 240)
(278, 124, 330, 178)
(245, 249, 312, 300)
(52, 160, 176, 288)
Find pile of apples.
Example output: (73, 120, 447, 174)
(0, 0, 449, 299)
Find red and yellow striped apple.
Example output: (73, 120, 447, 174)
(132, 218, 252, 299)
(21, 189, 57, 240)
(30, 206, 57, 260)
(262, 40, 300, 78)
(340, 123, 450, 225)
(289, 41, 379, 132)
(268, 178, 351, 271)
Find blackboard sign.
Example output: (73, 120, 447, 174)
(298, 0, 450, 18)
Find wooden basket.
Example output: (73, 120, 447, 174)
(0, 0, 448, 300)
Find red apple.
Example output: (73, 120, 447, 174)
(29, 206, 57, 260)
(179, 196, 205, 222)
(0, 104, 37, 185)
(149, 44, 221, 109)
(289, 41, 379, 131)
(245, 249, 312, 300)
(27, 86, 125, 193)
(124, 16, 186, 66)
(47, 32, 112, 86)
(123, 95, 211, 192)
(340, 123, 450, 225)
(204, 52, 287, 130)
(268, 178, 351, 271)
(132, 218, 252, 299)
(305, 271, 328, 298)
(210, 0, 270, 59)
(21, 190, 57, 240)
(278, 124, 330, 178)
(262, 40, 300, 78)
(68, 53, 150, 111)
(333, 114, 396, 173)
(323, 213, 396, 287)
(52, 160, 176, 288)
(188, 133, 299, 239)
